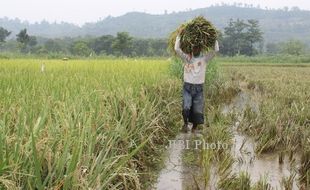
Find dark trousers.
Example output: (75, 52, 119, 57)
(182, 82, 204, 126)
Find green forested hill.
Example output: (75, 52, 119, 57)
(1, 5, 310, 44)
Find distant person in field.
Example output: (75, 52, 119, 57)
(174, 35, 219, 133)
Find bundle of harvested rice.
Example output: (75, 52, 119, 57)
(168, 16, 217, 55)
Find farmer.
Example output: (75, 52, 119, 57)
(174, 35, 219, 133)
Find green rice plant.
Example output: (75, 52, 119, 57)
(281, 173, 296, 190)
(168, 16, 218, 55)
(218, 171, 251, 190)
(218, 54, 310, 64)
(205, 59, 219, 88)
(206, 65, 309, 189)
(168, 23, 186, 56)
(0, 59, 181, 189)
(169, 57, 183, 79)
(223, 67, 310, 155)
(252, 175, 272, 190)
(201, 148, 213, 187)
(299, 150, 310, 189)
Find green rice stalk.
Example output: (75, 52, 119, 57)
(168, 16, 218, 55)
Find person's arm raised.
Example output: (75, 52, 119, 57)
(174, 35, 191, 62)
(204, 40, 219, 62)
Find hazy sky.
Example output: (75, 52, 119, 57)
(1, 0, 310, 25)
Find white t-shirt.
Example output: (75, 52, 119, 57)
(174, 36, 219, 84)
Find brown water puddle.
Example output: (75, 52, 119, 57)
(224, 89, 300, 189)
(154, 133, 193, 190)
(154, 82, 300, 189)
(232, 131, 299, 189)
(154, 132, 211, 190)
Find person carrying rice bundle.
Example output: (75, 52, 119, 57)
(172, 16, 219, 133)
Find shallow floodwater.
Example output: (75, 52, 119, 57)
(154, 133, 193, 190)
(232, 132, 299, 189)
(226, 90, 300, 189)
(154, 86, 300, 189)
(154, 131, 209, 190)
(154, 133, 183, 189)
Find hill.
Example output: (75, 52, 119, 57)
(1, 5, 310, 44)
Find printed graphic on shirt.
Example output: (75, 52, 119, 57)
(184, 63, 194, 73)
(184, 61, 202, 77)
(184, 62, 202, 74)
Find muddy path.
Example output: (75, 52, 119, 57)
(153, 132, 205, 190)
(154, 77, 300, 190)
(154, 133, 187, 190)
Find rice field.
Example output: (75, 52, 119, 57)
(189, 63, 310, 190)
(220, 65, 310, 154)
(0, 59, 181, 189)
(219, 65, 310, 189)
(0, 58, 309, 190)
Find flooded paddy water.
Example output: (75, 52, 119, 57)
(154, 133, 187, 190)
(232, 131, 300, 190)
(154, 78, 302, 190)
(154, 132, 204, 190)
(225, 83, 300, 190)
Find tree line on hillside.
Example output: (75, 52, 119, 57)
(0, 19, 308, 57)
(1, 5, 310, 44)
